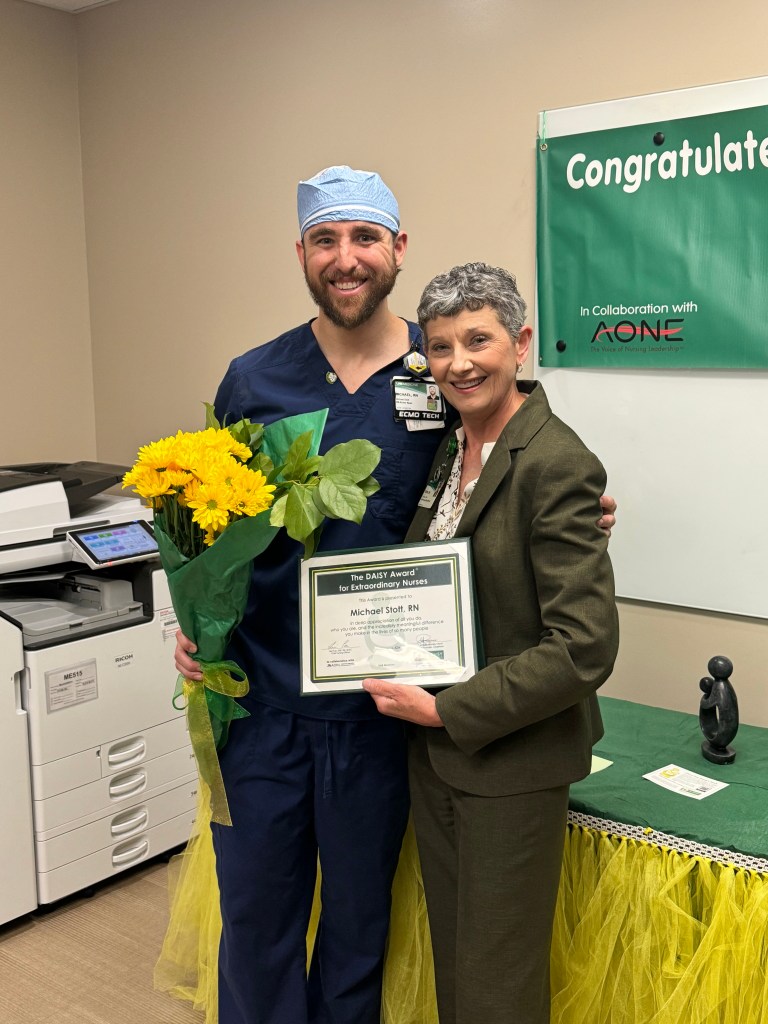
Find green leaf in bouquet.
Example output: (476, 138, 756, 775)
(357, 474, 381, 498)
(301, 525, 323, 560)
(320, 439, 381, 483)
(204, 402, 266, 454)
(245, 420, 265, 451)
(309, 487, 334, 520)
(300, 455, 323, 481)
(204, 402, 220, 429)
(283, 483, 325, 543)
(248, 451, 275, 478)
(317, 477, 368, 524)
(281, 430, 314, 482)
(269, 493, 288, 528)
(227, 418, 264, 453)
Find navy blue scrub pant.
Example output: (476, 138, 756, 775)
(212, 701, 410, 1024)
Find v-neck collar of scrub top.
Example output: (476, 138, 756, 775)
(302, 318, 424, 415)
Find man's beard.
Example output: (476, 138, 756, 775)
(304, 261, 400, 330)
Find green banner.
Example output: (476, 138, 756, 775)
(536, 104, 768, 368)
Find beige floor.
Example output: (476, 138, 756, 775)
(0, 858, 202, 1024)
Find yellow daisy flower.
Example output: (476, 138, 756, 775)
(122, 465, 175, 500)
(229, 465, 276, 518)
(163, 469, 194, 490)
(189, 448, 236, 488)
(187, 481, 232, 534)
(135, 432, 184, 471)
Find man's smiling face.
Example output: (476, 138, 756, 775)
(297, 221, 406, 329)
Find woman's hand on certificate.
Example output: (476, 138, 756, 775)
(362, 679, 444, 727)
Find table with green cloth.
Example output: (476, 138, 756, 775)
(552, 695, 768, 1024)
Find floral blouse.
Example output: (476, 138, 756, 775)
(427, 427, 496, 541)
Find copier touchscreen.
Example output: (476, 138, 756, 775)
(68, 519, 158, 568)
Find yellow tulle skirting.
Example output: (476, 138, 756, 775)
(552, 824, 768, 1024)
(155, 786, 768, 1024)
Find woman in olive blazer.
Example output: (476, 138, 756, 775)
(364, 263, 619, 1024)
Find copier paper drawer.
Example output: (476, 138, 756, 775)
(31, 714, 189, 799)
(36, 809, 197, 904)
(35, 780, 199, 872)
(33, 745, 197, 833)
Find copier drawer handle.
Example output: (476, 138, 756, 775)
(107, 740, 146, 767)
(112, 839, 149, 866)
(111, 808, 149, 837)
(109, 771, 146, 798)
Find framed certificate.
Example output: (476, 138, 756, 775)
(299, 538, 480, 695)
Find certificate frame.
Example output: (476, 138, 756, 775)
(299, 538, 480, 695)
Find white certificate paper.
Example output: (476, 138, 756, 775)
(299, 539, 479, 695)
(642, 764, 729, 800)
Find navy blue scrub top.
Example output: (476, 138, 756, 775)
(214, 319, 450, 720)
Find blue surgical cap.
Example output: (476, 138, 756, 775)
(297, 165, 400, 237)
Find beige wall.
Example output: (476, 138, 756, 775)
(2, 0, 766, 722)
(0, 0, 96, 465)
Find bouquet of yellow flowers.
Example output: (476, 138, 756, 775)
(123, 405, 380, 824)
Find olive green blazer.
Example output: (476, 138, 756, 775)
(405, 381, 619, 797)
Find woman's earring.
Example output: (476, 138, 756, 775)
(516, 362, 524, 373)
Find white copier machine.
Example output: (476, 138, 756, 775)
(0, 462, 197, 926)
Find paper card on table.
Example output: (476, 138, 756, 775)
(643, 764, 729, 800)
(590, 755, 613, 774)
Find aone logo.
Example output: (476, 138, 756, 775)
(590, 318, 684, 344)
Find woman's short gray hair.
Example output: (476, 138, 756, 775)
(417, 262, 527, 341)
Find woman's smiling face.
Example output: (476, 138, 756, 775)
(424, 306, 531, 431)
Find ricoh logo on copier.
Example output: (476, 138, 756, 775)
(114, 653, 135, 668)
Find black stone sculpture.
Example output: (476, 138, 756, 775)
(699, 655, 739, 765)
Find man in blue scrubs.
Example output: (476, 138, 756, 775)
(177, 166, 451, 1024)
(176, 165, 617, 1024)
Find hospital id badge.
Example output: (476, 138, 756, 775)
(391, 376, 445, 429)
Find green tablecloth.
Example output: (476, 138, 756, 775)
(569, 696, 768, 859)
